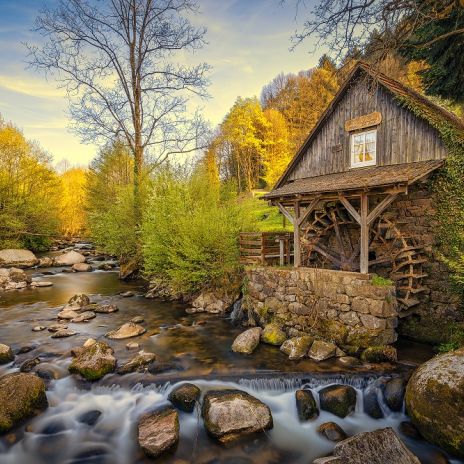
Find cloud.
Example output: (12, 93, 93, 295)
(0, 74, 64, 99)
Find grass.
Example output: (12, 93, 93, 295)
(371, 274, 394, 287)
(248, 190, 293, 232)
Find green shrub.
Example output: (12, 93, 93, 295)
(371, 275, 394, 287)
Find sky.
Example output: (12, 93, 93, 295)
(0, 0, 320, 166)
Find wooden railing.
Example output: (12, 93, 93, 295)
(240, 232, 294, 266)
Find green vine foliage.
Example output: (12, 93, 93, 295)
(397, 94, 464, 296)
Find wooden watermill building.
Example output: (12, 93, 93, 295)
(262, 62, 464, 319)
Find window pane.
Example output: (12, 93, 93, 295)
(353, 143, 364, 163)
(365, 132, 376, 143)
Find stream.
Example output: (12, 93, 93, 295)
(0, 263, 461, 464)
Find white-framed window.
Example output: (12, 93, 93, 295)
(351, 129, 377, 168)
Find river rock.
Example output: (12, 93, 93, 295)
(83, 338, 96, 348)
(295, 389, 318, 420)
(72, 263, 93, 272)
(106, 322, 146, 340)
(384, 377, 405, 412)
(0, 268, 30, 290)
(32, 326, 46, 332)
(318, 422, 348, 442)
(0, 373, 48, 432)
(38, 257, 53, 268)
(51, 329, 77, 338)
(202, 389, 273, 443)
(67, 293, 91, 308)
(93, 303, 118, 314)
(231, 328, 262, 354)
(261, 323, 287, 346)
(360, 345, 397, 363)
(131, 316, 144, 324)
(48, 323, 67, 332)
(57, 309, 80, 320)
(138, 406, 179, 458)
(405, 347, 464, 457)
(19, 357, 41, 373)
(117, 351, 156, 375)
(319, 385, 357, 418)
(126, 342, 140, 350)
(54, 251, 86, 266)
(120, 291, 134, 298)
(0, 249, 38, 268)
(308, 340, 337, 361)
(280, 336, 314, 360)
(30, 281, 53, 288)
(69, 341, 116, 380)
(363, 382, 384, 419)
(332, 427, 420, 463)
(71, 311, 96, 323)
(77, 410, 102, 426)
(0, 344, 14, 364)
(337, 356, 361, 367)
(168, 383, 201, 413)
(190, 290, 238, 314)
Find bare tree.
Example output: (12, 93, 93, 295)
(284, 0, 464, 61)
(27, 0, 210, 225)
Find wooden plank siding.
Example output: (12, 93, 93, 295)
(288, 79, 448, 181)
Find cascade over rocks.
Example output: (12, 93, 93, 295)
(168, 383, 201, 413)
(69, 341, 116, 380)
(138, 406, 179, 458)
(0, 373, 48, 432)
(0, 249, 38, 268)
(319, 385, 357, 418)
(202, 389, 273, 443)
(280, 336, 314, 360)
(231, 328, 262, 354)
(105, 322, 146, 340)
(405, 347, 464, 458)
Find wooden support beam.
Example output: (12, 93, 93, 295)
(313, 244, 342, 267)
(339, 195, 361, 224)
(294, 201, 301, 267)
(277, 202, 295, 224)
(297, 196, 320, 226)
(367, 193, 399, 225)
(360, 193, 369, 274)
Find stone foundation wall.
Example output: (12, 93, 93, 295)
(244, 267, 398, 348)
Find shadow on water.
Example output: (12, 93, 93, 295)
(0, 269, 460, 464)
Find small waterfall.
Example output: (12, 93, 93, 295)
(239, 377, 305, 391)
(229, 297, 245, 325)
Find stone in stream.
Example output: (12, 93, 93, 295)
(384, 377, 405, 412)
(168, 383, 201, 413)
(138, 406, 179, 458)
(77, 409, 102, 426)
(280, 336, 314, 360)
(332, 427, 420, 464)
(51, 329, 77, 338)
(38, 257, 53, 268)
(405, 347, 464, 458)
(319, 385, 357, 418)
(93, 303, 118, 314)
(30, 281, 53, 288)
(67, 293, 91, 308)
(71, 311, 96, 323)
(308, 340, 337, 361)
(53, 251, 86, 266)
(19, 357, 41, 373)
(0, 249, 38, 268)
(363, 381, 384, 419)
(117, 351, 156, 375)
(295, 389, 318, 420)
(360, 345, 397, 363)
(57, 309, 80, 320)
(72, 263, 93, 272)
(83, 338, 96, 348)
(48, 323, 68, 332)
(106, 322, 146, 340)
(202, 389, 273, 443)
(69, 341, 116, 381)
(120, 291, 134, 298)
(337, 356, 361, 367)
(0, 372, 48, 432)
(261, 323, 287, 346)
(126, 342, 140, 350)
(0, 344, 14, 364)
(131, 316, 144, 324)
(231, 328, 262, 355)
(317, 422, 348, 442)
(32, 325, 46, 332)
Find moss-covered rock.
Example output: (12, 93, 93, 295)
(261, 323, 286, 346)
(280, 336, 314, 360)
(319, 385, 357, 418)
(69, 341, 116, 381)
(318, 320, 349, 345)
(405, 347, 464, 458)
(346, 327, 396, 348)
(361, 346, 397, 363)
(0, 373, 48, 432)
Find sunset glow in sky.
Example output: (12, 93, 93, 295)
(0, 0, 320, 166)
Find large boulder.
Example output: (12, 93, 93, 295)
(202, 389, 273, 443)
(0, 373, 48, 432)
(54, 251, 86, 266)
(308, 340, 337, 361)
(261, 323, 287, 346)
(0, 249, 38, 268)
(319, 385, 357, 418)
(168, 383, 201, 413)
(138, 407, 179, 458)
(295, 389, 318, 421)
(72, 263, 93, 272)
(231, 328, 262, 355)
(106, 322, 146, 340)
(332, 427, 420, 463)
(405, 347, 464, 457)
(69, 341, 116, 380)
(0, 344, 14, 364)
(281, 336, 314, 360)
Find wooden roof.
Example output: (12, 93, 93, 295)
(264, 160, 443, 199)
(271, 61, 464, 193)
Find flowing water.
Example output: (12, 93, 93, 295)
(0, 265, 460, 464)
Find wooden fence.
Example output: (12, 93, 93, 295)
(239, 232, 294, 266)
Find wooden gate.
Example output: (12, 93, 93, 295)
(239, 232, 294, 265)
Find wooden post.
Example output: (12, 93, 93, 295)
(294, 201, 301, 267)
(279, 238, 285, 266)
(360, 193, 369, 274)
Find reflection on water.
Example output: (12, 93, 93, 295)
(0, 269, 460, 463)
